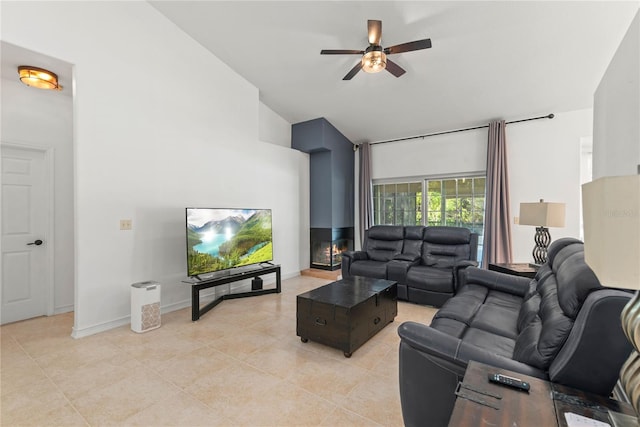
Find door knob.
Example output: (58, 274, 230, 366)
(27, 239, 43, 246)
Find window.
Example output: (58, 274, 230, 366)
(373, 182, 422, 225)
(373, 176, 486, 261)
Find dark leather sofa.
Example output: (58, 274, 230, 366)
(341, 225, 478, 307)
(397, 238, 632, 427)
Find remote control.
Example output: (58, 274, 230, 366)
(488, 373, 530, 392)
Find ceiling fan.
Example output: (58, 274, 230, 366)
(320, 19, 432, 80)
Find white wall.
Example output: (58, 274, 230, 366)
(1, 1, 308, 337)
(508, 109, 592, 262)
(259, 101, 291, 148)
(593, 10, 640, 178)
(365, 108, 592, 262)
(1, 78, 75, 314)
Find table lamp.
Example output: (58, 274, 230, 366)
(582, 174, 640, 423)
(519, 199, 566, 266)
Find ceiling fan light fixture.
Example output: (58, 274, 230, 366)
(362, 50, 386, 73)
(18, 66, 62, 90)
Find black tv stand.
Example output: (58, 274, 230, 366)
(183, 264, 281, 321)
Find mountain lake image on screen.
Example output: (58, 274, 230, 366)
(186, 208, 273, 277)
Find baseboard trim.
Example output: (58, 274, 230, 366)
(71, 270, 301, 339)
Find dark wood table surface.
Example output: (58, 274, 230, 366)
(448, 361, 636, 426)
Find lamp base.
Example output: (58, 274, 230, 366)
(532, 226, 551, 265)
(618, 291, 640, 421)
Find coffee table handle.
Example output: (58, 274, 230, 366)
(315, 318, 327, 326)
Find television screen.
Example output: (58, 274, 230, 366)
(186, 208, 273, 277)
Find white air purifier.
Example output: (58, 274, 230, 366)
(131, 281, 161, 333)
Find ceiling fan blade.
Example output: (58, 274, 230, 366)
(385, 39, 432, 55)
(343, 62, 363, 80)
(320, 49, 364, 55)
(368, 20, 382, 45)
(385, 59, 406, 78)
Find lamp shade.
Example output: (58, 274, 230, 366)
(582, 175, 640, 290)
(519, 200, 566, 227)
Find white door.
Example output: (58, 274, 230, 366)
(1, 146, 49, 324)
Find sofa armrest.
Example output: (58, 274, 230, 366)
(459, 266, 531, 297)
(342, 250, 368, 261)
(341, 251, 369, 278)
(398, 321, 546, 427)
(452, 260, 478, 291)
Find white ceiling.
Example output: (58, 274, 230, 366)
(151, 1, 639, 144)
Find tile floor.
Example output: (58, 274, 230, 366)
(1, 275, 436, 426)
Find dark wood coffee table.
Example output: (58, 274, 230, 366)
(296, 276, 397, 357)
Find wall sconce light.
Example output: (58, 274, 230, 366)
(18, 66, 62, 91)
(519, 199, 566, 266)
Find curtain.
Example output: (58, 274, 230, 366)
(359, 142, 373, 246)
(483, 120, 513, 267)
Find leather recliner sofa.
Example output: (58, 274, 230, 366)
(397, 238, 632, 427)
(341, 225, 478, 307)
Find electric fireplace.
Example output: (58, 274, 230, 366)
(310, 227, 354, 270)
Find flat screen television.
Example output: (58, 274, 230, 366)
(185, 208, 273, 278)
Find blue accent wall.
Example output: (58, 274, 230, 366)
(291, 118, 354, 229)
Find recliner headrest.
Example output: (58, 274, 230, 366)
(550, 240, 602, 319)
(423, 226, 471, 245)
(547, 237, 583, 266)
(367, 225, 404, 240)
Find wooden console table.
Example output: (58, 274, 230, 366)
(448, 361, 636, 426)
(183, 264, 281, 321)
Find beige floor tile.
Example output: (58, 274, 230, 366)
(1, 355, 50, 395)
(284, 349, 371, 405)
(71, 367, 180, 425)
(320, 407, 383, 427)
(121, 391, 232, 426)
(152, 346, 235, 389)
(239, 380, 336, 427)
(1, 376, 71, 425)
(184, 363, 283, 420)
(207, 327, 278, 360)
(341, 373, 404, 427)
(0, 275, 437, 427)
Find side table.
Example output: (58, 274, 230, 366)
(448, 361, 636, 426)
(489, 262, 537, 278)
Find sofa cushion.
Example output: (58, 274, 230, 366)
(462, 328, 516, 358)
(470, 304, 520, 340)
(407, 266, 454, 293)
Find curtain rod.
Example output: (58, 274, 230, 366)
(366, 113, 555, 146)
